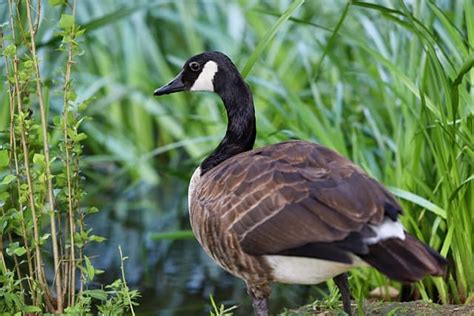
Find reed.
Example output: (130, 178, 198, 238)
(1, 0, 472, 313)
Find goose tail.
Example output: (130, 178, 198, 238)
(360, 234, 447, 283)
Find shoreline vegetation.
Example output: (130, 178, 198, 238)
(289, 300, 474, 316)
(1, 1, 138, 314)
(1, 0, 473, 314)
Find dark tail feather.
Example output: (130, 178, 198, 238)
(359, 234, 447, 283)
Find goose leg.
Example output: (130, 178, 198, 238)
(247, 282, 271, 316)
(334, 273, 352, 316)
(251, 297, 268, 316)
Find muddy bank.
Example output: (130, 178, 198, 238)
(288, 300, 474, 315)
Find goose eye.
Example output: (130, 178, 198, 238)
(189, 61, 201, 72)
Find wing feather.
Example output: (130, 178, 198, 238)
(193, 140, 402, 257)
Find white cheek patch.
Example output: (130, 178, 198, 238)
(191, 61, 218, 92)
(364, 217, 405, 244)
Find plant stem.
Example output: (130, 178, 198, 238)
(119, 246, 135, 316)
(63, 0, 77, 307)
(25, 0, 63, 312)
(7, 0, 54, 311)
(1, 24, 28, 299)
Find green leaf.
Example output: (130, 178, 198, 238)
(59, 14, 75, 30)
(0, 217, 8, 234)
(440, 225, 454, 257)
(84, 256, 95, 281)
(73, 133, 88, 142)
(449, 175, 474, 201)
(6, 241, 20, 256)
(83, 289, 107, 301)
(87, 206, 99, 214)
(24, 60, 34, 69)
(78, 100, 91, 112)
(150, 230, 195, 241)
(67, 90, 77, 101)
(23, 306, 42, 312)
(0, 192, 9, 202)
(32, 153, 45, 166)
(389, 187, 447, 219)
(0, 150, 9, 167)
(76, 28, 86, 37)
(90, 234, 106, 243)
(3, 44, 16, 57)
(0, 175, 16, 185)
(14, 246, 26, 257)
(48, 0, 66, 6)
(40, 233, 51, 243)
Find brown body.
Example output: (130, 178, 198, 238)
(189, 140, 443, 299)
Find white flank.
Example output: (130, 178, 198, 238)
(364, 218, 405, 244)
(190, 61, 218, 92)
(188, 166, 201, 211)
(264, 255, 363, 284)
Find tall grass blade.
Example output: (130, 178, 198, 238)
(241, 0, 304, 77)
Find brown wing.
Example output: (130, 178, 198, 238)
(195, 140, 402, 257)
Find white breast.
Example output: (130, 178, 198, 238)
(188, 166, 202, 212)
(264, 255, 365, 285)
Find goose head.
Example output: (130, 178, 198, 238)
(154, 51, 256, 174)
(154, 51, 245, 97)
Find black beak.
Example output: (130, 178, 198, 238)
(154, 71, 186, 96)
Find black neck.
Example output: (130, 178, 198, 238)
(200, 81, 256, 175)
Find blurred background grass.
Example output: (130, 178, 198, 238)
(1, 0, 473, 315)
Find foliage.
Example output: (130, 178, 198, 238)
(209, 294, 238, 316)
(279, 280, 346, 316)
(0, 0, 139, 313)
(0, 0, 473, 314)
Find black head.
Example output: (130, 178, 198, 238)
(155, 51, 256, 174)
(154, 51, 243, 97)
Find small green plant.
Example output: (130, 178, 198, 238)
(279, 285, 344, 316)
(385, 307, 402, 316)
(307, 281, 345, 315)
(0, 1, 139, 313)
(0, 270, 41, 314)
(97, 247, 140, 315)
(64, 248, 140, 315)
(209, 294, 238, 316)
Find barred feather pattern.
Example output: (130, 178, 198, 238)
(188, 140, 444, 295)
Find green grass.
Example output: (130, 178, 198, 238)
(1, 0, 473, 312)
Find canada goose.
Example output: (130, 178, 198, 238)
(154, 51, 446, 316)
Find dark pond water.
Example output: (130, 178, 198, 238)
(79, 175, 327, 315)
